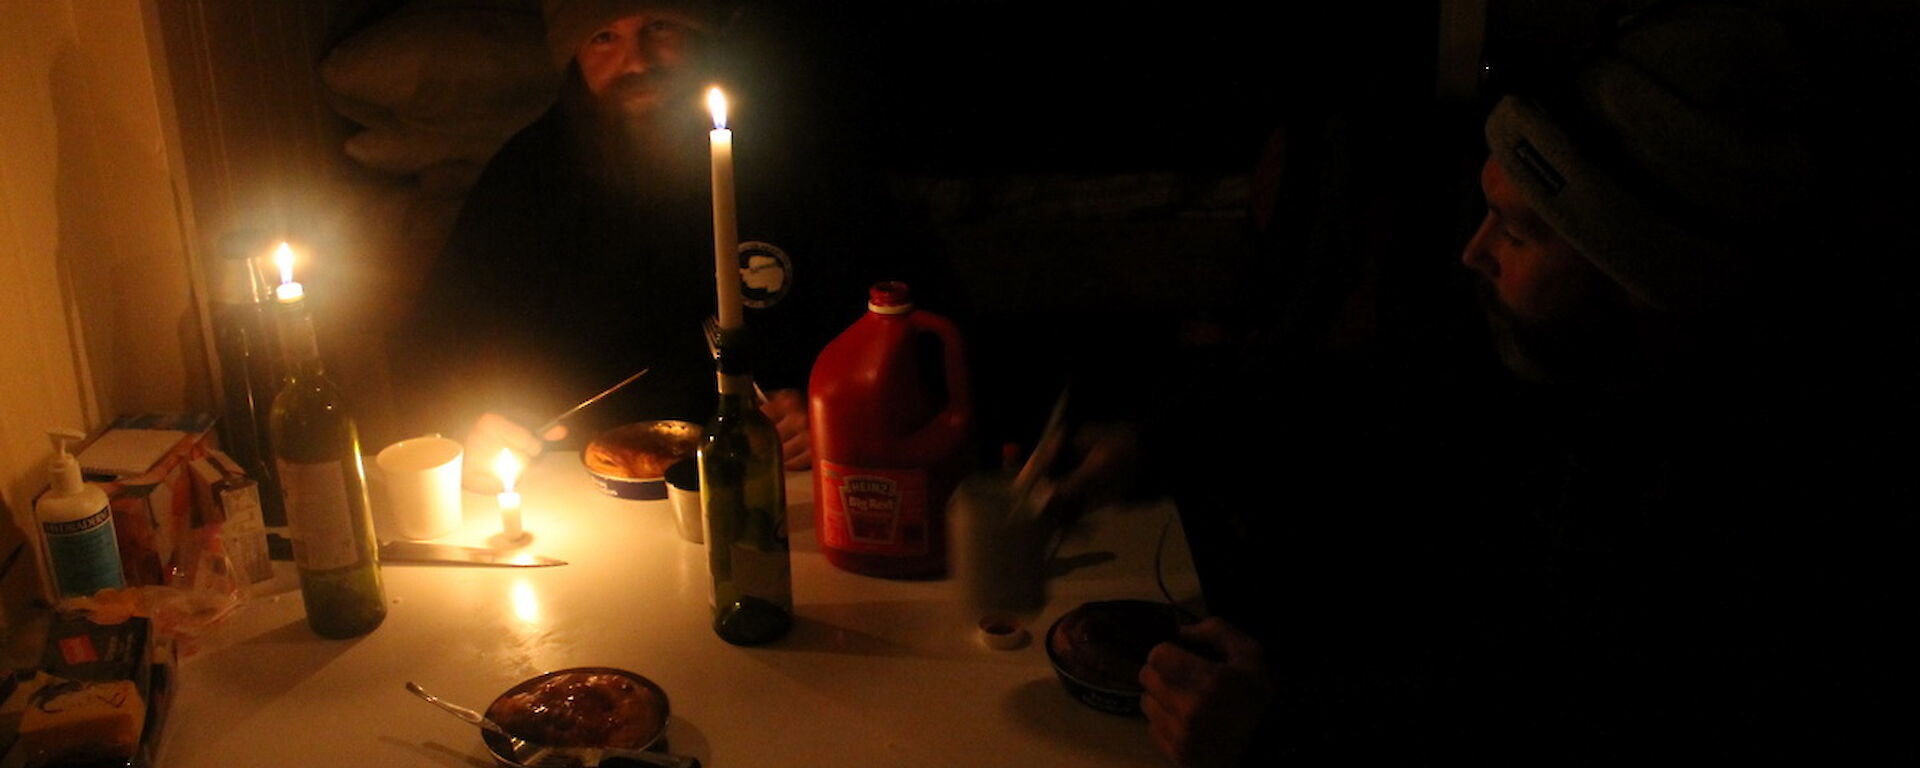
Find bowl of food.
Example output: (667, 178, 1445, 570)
(1044, 599, 1185, 717)
(481, 667, 671, 766)
(583, 420, 702, 500)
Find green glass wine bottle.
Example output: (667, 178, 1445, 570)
(700, 328, 792, 645)
(211, 230, 288, 527)
(269, 285, 386, 639)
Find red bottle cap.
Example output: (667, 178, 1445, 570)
(868, 281, 913, 314)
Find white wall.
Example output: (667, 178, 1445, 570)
(0, 0, 208, 605)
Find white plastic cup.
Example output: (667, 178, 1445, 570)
(949, 470, 1050, 615)
(376, 435, 464, 540)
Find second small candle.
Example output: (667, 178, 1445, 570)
(493, 448, 528, 544)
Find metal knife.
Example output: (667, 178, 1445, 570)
(533, 367, 651, 437)
(378, 541, 567, 567)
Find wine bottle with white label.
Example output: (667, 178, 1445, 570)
(699, 328, 792, 645)
(269, 288, 386, 639)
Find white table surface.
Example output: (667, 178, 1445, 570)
(157, 452, 1202, 767)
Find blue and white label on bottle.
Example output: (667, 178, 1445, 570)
(43, 505, 125, 598)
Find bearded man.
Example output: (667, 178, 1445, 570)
(395, 0, 884, 485)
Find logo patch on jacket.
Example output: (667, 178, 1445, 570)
(738, 241, 792, 309)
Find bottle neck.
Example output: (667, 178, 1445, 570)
(713, 326, 755, 401)
(717, 371, 756, 399)
(276, 300, 324, 378)
(245, 258, 274, 304)
(224, 258, 273, 305)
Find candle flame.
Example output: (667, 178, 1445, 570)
(273, 242, 296, 285)
(494, 448, 522, 493)
(706, 86, 728, 130)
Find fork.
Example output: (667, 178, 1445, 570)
(404, 681, 518, 740)
(701, 315, 768, 404)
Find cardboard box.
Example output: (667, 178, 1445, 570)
(185, 451, 272, 584)
(101, 480, 189, 590)
(91, 415, 215, 590)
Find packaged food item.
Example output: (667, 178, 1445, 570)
(40, 615, 150, 695)
(187, 450, 273, 583)
(100, 484, 179, 590)
(13, 615, 164, 767)
(16, 678, 145, 765)
(84, 414, 217, 592)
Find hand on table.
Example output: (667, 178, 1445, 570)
(760, 388, 811, 470)
(463, 413, 567, 493)
(1140, 617, 1274, 768)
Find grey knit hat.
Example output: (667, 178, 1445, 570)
(542, 0, 722, 69)
(1483, 3, 1818, 312)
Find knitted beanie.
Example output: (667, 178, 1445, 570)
(1483, 3, 1818, 312)
(542, 0, 722, 69)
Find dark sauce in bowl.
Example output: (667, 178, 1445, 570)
(483, 668, 668, 755)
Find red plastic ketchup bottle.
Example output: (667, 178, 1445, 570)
(809, 281, 973, 578)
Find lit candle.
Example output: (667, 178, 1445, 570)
(271, 241, 304, 304)
(707, 86, 743, 330)
(493, 448, 527, 543)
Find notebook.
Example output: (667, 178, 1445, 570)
(76, 429, 189, 479)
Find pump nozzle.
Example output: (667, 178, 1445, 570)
(49, 428, 85, 458)
(47, 428, 88, 495)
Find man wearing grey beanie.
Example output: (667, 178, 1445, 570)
(1451, 5, 1910, 758)
(1467, 0, 1830, 385)
(1137, 3, 1913, 765)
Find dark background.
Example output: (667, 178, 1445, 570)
(708, 1, 1479, 455)
(762, 1, 1442, 176)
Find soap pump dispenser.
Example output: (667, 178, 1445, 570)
(36, 429, 125, 599)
